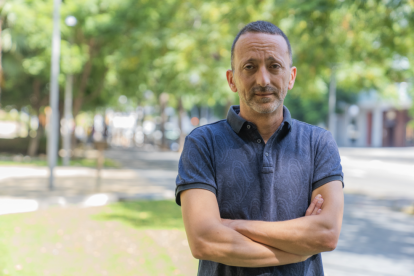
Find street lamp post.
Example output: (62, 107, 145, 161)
(48, 0, 62, 190)
(63, 15, 77, 166)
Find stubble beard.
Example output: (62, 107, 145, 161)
(242, 85, 286, 114)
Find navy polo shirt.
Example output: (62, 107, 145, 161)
(176, 105, 344, 276)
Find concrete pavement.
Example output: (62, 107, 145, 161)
(0, 148, 179, 213)
(323, 194, 414, 276)
(339, 147, 414, 163)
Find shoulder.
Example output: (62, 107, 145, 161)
(186, 119, 229, 140)
(289, 119, 337, 154)
(183, 120, 229, 150)
(291, 119, 327, 133)
(181, 120, 229, 161)
(291, 119, 331, 141)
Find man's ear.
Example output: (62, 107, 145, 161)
(288, 66, 297, 90)
(226, 70, 238, 92)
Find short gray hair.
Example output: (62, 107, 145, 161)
(231, 21, 292, 70)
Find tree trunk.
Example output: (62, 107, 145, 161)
(27, 79, 42, 156)
(27, 123, 43, 157)
(159, 92, 169, 150)
(72, 38, 95, 118)
(178, 96, 186, 152)
(71, 39, 95, 150)
(328, 66, 337, 139)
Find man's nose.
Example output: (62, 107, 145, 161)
(256, 65, 270, 87)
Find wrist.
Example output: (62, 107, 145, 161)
(300, 255, 312, 262)
(233, 220, 249, 233)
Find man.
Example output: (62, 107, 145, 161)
(175, 21, 344, 276)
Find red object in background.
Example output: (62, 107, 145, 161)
(190, 117, 199, 126)
(366, 112, 372, 147)
(382, 109, 411, 147)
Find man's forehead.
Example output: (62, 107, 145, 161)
(234, 32, 289, 62)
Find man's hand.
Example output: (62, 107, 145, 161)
(219, 181, 344, 256)
(305, 194, 324, 216)
(222, 194, 324, 228)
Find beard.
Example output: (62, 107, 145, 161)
(241, 85, 286, 114)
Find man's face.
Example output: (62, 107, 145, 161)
(227, 32, 297, 115)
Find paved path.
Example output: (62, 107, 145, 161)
(339, 147, 414, 199)
(0, 148, 179, 211)
(323, 194, 414, 276)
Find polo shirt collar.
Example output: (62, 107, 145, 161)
(226, 105, 292, 134)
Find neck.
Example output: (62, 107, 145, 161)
(239, 104, 284, 143)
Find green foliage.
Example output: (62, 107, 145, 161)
(2, 0, 414, 123)
(95, 200, 184, 229)
(0, 137, 47, 154)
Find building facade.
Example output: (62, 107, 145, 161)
(335, 83, 413, 147)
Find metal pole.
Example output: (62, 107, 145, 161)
(328, 66, 336, 139)
(48, 0, 61, 190)
(63, 73, 73, 166)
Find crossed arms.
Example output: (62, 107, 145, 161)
(180, 180, 344, 267)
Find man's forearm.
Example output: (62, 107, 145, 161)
(229, 215, 337, 256)
(194, 222, 308, 267)
(226, 181, 344, 256)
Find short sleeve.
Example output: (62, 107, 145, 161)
(312, 130, 344, 191)
(175, 130, 217, 206)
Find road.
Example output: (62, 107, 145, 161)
(106, 146, 414, 276)
(338, 147, 414, 199)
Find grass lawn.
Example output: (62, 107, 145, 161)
(0, 200, 197, 276)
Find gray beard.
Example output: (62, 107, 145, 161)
(247, 98, 282, 114)
(242, 85, 285, 114)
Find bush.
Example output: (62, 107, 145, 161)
(0, 137, 47, 155)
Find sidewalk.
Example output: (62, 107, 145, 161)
(339, 147, 414, 163)
(0, 149, 179, 214)
(1, 146, 413, 211)
(0, 166, 175, 200)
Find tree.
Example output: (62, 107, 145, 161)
(3, 0, 413, 153)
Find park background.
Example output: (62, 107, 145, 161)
(0, 0, 414, 275)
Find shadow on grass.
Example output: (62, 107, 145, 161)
(93, 200, 184, 229)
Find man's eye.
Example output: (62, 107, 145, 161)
(244, 65, 254, 70)
(271, 64, 280, 69)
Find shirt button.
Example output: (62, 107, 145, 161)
(265, 152, 269, 156)
(247, 125, 251, 129)
(257, 139, 261, 143)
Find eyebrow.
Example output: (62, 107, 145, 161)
(242, 56, 281, 64)
(266, 56, 278, 62)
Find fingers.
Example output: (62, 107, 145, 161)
(311, 196, 324, 215)
(305, 194, 320, 216)
(305, 194, 323, 216)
